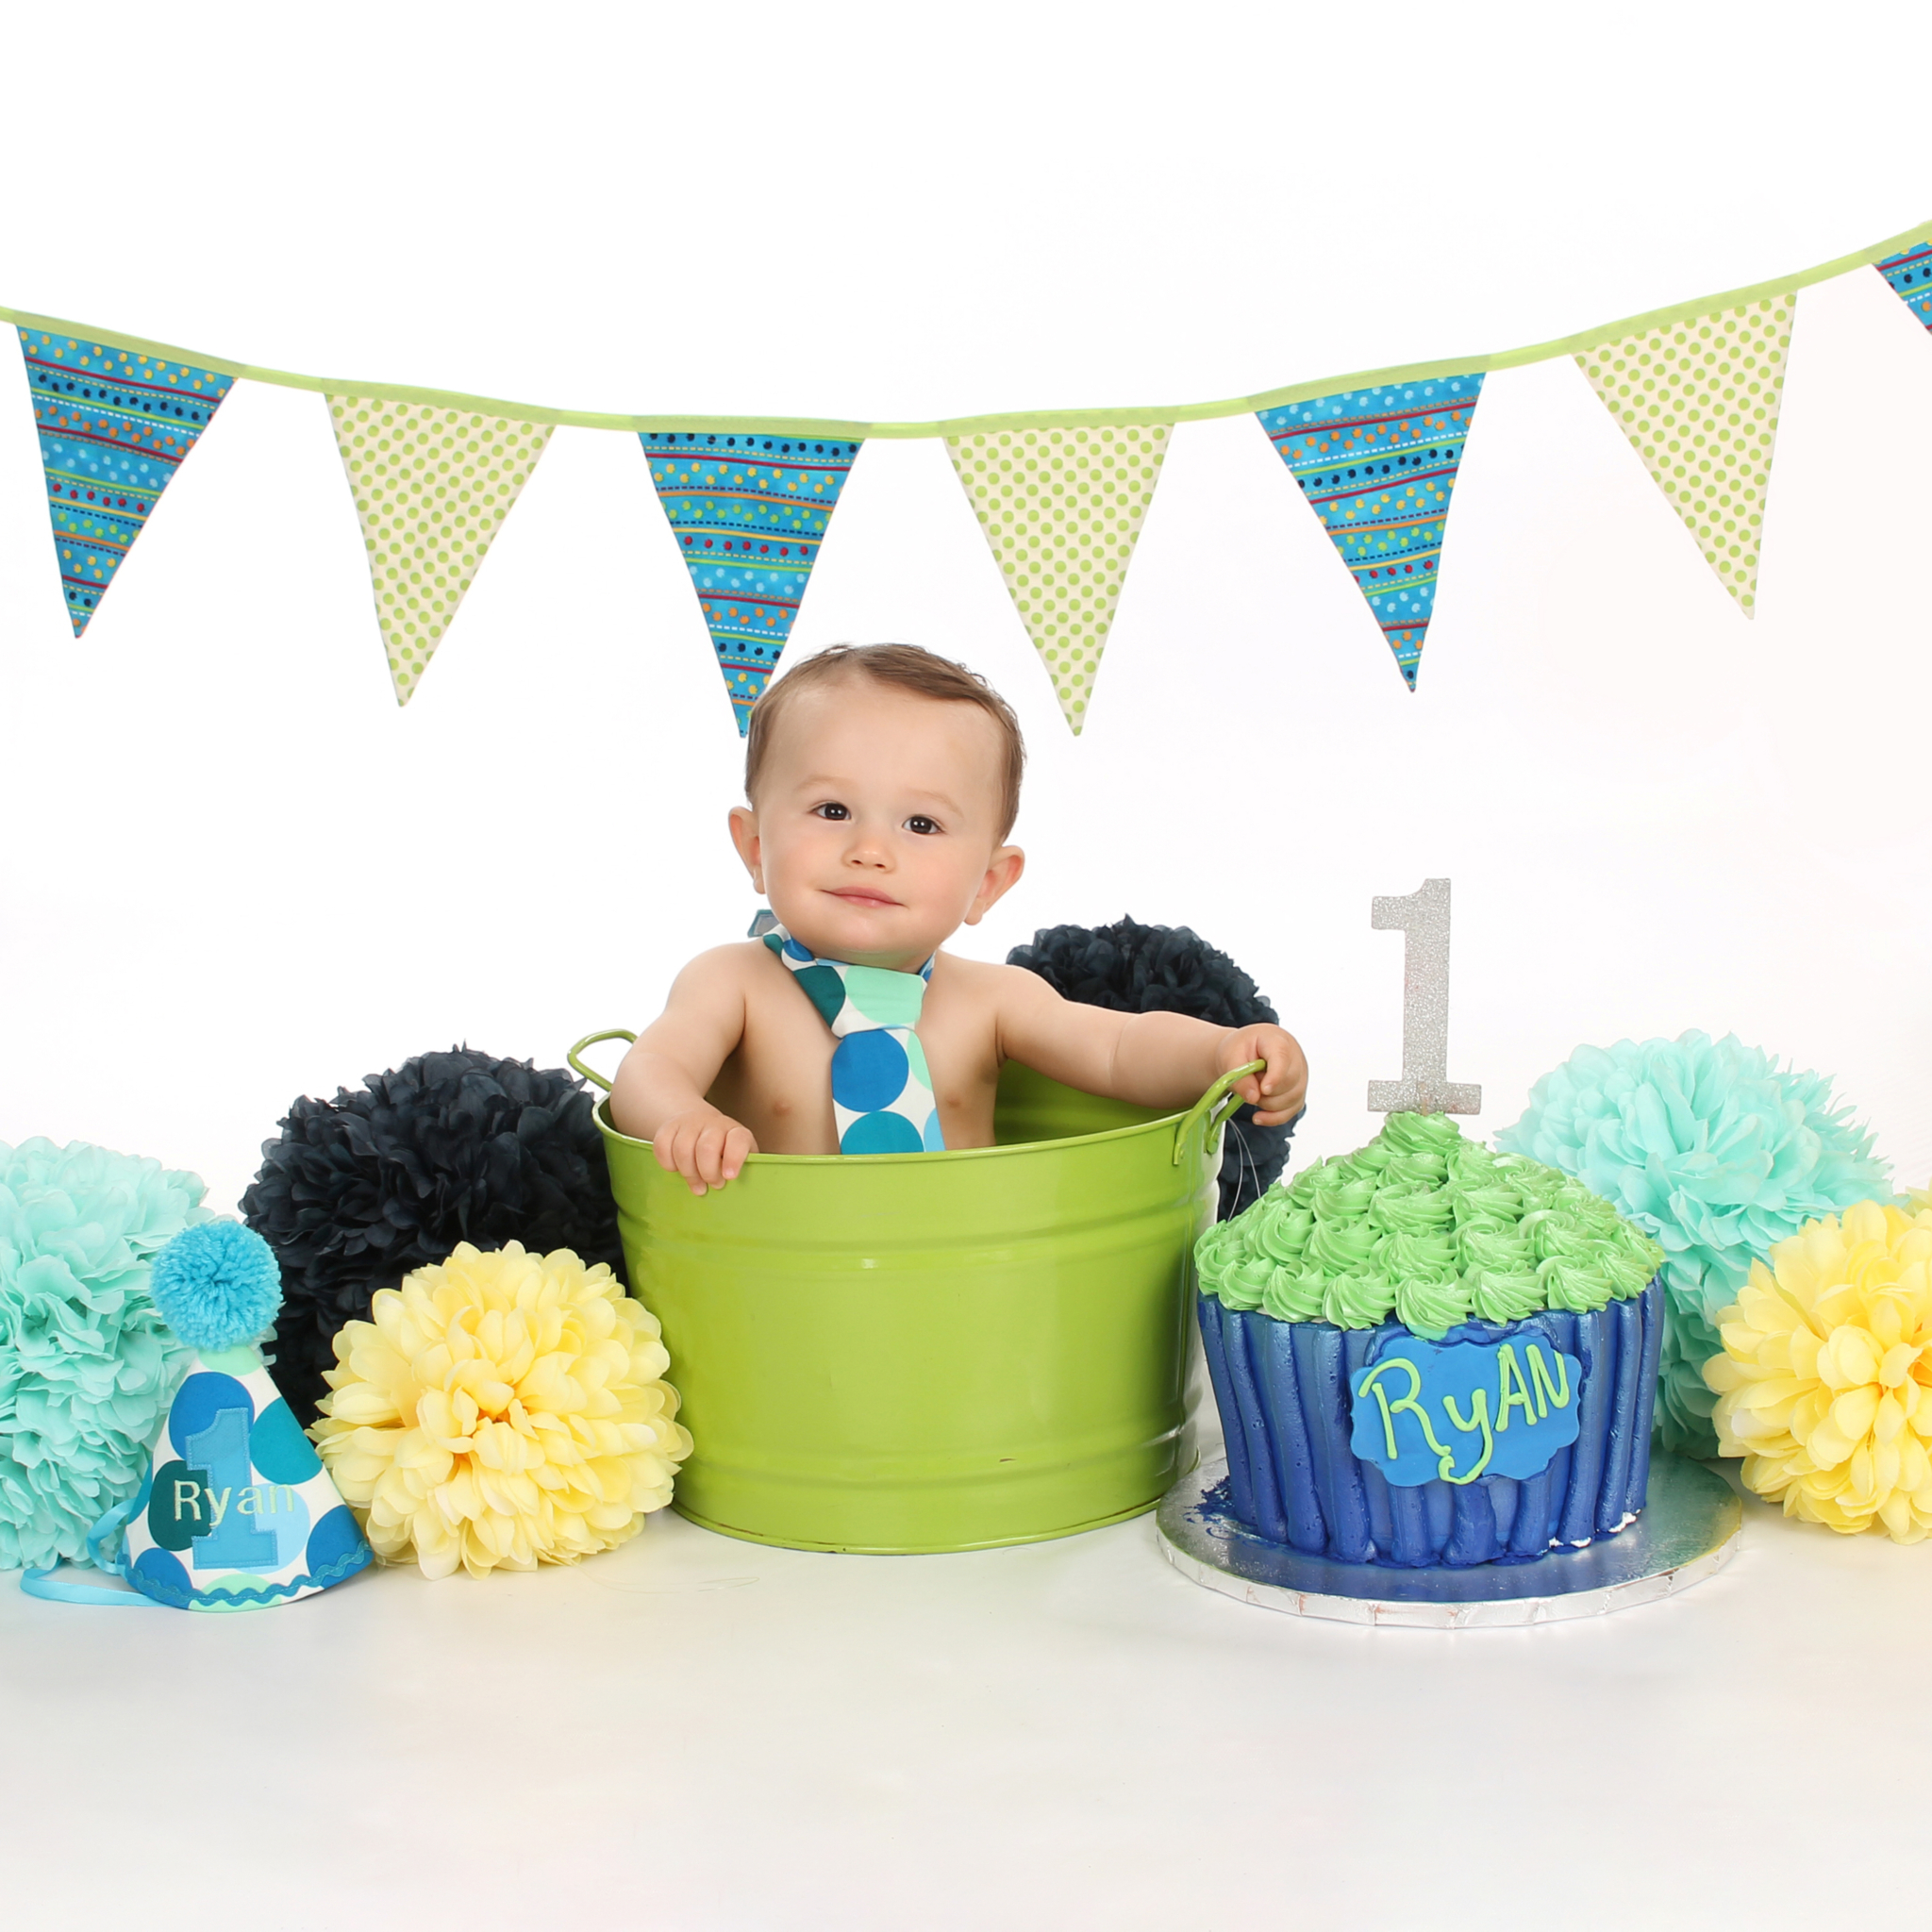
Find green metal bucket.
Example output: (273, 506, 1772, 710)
(570, 1031, 1253, 1554)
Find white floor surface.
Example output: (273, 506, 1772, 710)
(1, 1476, 1919, 1931)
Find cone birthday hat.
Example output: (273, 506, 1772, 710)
(112, 1224, 372, 1611)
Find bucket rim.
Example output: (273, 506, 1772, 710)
(591, 1091, 1192, 1167)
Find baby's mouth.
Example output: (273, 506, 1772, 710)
(827, 889, 901, 909)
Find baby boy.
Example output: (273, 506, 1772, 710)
(609, 644, 1307, 1191)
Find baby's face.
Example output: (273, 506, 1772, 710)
(731, 679, 1023, 970)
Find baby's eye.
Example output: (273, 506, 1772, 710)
(813, 802, 851, 821)
(906, 815, 941, 836)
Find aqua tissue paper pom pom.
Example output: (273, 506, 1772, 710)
(148, 1222, 283, 1355)
(1496, 1032, 1890, 1457)
(0, 1139, 210, 1571)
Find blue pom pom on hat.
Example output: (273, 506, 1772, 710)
(23, 1222, 373, 1612)
(147, 1222, 284, 1356)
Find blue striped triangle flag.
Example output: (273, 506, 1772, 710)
(641, 431, 862, 734)
(1257, 375, 1484, 690)
(18, 330, 233, 634)
(1875, 239, 1932, 334)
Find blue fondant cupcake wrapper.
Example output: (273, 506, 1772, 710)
(1198, 1281, 1663, 1568)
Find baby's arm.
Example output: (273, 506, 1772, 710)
(609, 948, 758, 1194)
(993, 966, 1307, 1125)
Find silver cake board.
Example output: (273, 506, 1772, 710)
(1158, 1451, 1741, 1629)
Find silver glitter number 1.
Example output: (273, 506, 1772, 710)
(1367, 878, 1481, 1117)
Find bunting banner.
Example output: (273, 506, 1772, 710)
(5, 219, 1931, 729)
(1875, 241, 1932, 333)
(1256, 378, 1484, 691)
(641, 431, 862, 733)
(1574, 295, 1794, 616)
(17, 329, 232, 634)
(945, 425, 1168, 734)
(328, 399, 553, 704)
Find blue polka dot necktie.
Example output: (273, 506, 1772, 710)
(763, 925, 945, 1155)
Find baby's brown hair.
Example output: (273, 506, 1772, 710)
(744, 644, 1026, 841)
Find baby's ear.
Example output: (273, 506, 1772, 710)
(727, 806, 763, 887)
(964, 844, 1025, 925)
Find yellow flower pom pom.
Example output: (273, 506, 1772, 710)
(308, 1241, 691, 1578)
(1704, 1201, 1932, 1542)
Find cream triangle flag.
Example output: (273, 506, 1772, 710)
(1574, 296, 1794, 616)
(328, 397, 554, 703)
(946, 424, 1170, 733)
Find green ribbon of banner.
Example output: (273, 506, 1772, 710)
(4, 220, 1926, 441)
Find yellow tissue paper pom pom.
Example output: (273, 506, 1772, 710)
(1704, 1200, 1932, 1542)
(308, 1241, 692, 1578)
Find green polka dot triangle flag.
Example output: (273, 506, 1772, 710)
(329, 398, 554, 703)
(17, 329, 233, 635)
(764, 926, 943, 1154)
(1574, 297, 1794, 615)
(1257, 376, 1485, 691)
(946, 425, 1170, 734)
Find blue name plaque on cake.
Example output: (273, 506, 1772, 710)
(1349, 1335, 1585, 1487)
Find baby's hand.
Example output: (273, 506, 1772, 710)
(1219, 1025, 1307, 1127)
(652, 1106, 758, 1196)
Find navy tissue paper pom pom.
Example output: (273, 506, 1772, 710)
(1007, 916, 1295, 1218)
(242, 1047, 623, 1422)
(148, 1222, 283, 1355)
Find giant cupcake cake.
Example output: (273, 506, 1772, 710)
(1193, 1111, 1666, 1569)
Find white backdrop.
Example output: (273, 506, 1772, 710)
(2, 3, 1929, 1213)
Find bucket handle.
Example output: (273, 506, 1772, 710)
(1172, 1060, 1265, 1166)
(568, 1029, 637, 1093)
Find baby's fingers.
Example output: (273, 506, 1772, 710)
(677, 1130, 714, 1195)
(652, 1123, 712, 1195)
(691, 1124, 736, 1190)
(1256, 1038, 1308, 1123)
(721, 1124, 756, 1182)
(1225, 1052, 1269, 1109)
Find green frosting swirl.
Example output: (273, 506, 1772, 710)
(1309, 1175, 1378, 1221)
(1369, 1185, 1456, 1236)
(1454, 1182, 1524, 1225)
(1261, 1264, 1326, 1324)
(1306, 1216, 1380, 1274)
(1458, 1224, 1534, 1274)
(1468, 1268, 1546, 1324)
(1394, 1274, 1474, 1340)
(1539, 1257, 1618, 1314)
(1195, 1113, 1664, 1339)
(1251, 1206, 1314, 1264)
(1375, 1229, 1460, 1279)
(1322, 1271, 1398, 1328)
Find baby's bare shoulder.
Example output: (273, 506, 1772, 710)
(666, 942, 772, 1001)
(678, 941, 770, 974)
(936, 955, 1062, 1010)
